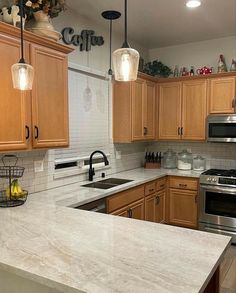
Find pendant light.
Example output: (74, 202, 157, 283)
(112, 0, 140, 82)
(102, 10, 121, 76)
(11, 0, 34, 91)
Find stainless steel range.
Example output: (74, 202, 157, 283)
(199, 169, 236, 244)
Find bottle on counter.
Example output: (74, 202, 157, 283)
(177, 150, 193, 170)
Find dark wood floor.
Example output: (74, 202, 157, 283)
(220, 245, 236, 293)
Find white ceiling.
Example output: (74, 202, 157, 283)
(67, 0, 236, 49)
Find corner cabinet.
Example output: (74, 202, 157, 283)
(0, 22, 73, 152)
(113, 76, 156, 143)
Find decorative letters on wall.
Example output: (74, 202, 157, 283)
(61, 27, 104, 51)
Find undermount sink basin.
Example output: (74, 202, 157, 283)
(82, 178, 133, 189)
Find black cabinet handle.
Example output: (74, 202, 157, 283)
(232, 98, 236, 109)
(25, 126, 30, 140)
(128, 208, 132, 218)
(34, 126, 39, 139)
(181, 127, 183, 136)
(178, 127, 181, 135)
(156, 196, 160, 205)
(144, 127, 148, 136)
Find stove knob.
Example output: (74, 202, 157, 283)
(207, 177, 211, 182)
(212, 178, 217, 182)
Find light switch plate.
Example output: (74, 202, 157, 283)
(34, 160, 44, 173)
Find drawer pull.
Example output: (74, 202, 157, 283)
(149, 188, 155, 193)
(159, 184, 165, 188)
(128, 208, 132, 218)
(179, 184, 187, 188)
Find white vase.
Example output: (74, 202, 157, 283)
(26, 11, 61, 42)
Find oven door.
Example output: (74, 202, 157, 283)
(200, 184, 236, 229)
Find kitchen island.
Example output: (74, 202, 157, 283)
(0, 168, 232, 293)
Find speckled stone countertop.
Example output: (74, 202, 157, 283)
(0, 168, 231, 293)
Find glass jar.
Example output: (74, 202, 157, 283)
(193, 156, 206, 171)
(177, 150, 193, 170)
(163, 149, 177, 169)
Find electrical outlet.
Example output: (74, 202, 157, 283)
(115, 151, 122, 160)
(34, 160, 44, 173)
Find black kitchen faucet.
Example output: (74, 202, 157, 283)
(88, 151, 109, 181)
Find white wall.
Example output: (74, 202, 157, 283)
(148, 36, 236, 72)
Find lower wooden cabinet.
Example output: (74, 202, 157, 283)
(145, 190, 166, 223)
(168, 188, 198, 229)
(111, 199, 145, 220)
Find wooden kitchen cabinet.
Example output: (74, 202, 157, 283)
(113, 77, 156, 143)
(111, 199, 145, 220)
(209, 77, 236, 114)
(145, 189, 166, 224)
(158, 82, 182, 140)
(182, 80, 207, 140)
(31, 44, 69, 148)
(0, 33, 31, 151)
(158, 80, 207, 141)
(167, 176, 199, 229)
(0, 22, 73, 152)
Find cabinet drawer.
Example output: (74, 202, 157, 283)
(156, 177, 167, 191)
(169, 177, 198, 191)
(145, 181, 156, 196)
(107, 185, 144, 213)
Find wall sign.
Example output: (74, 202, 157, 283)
(61, 27, 104, 51)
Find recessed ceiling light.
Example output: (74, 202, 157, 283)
(186, 0, 201, 8)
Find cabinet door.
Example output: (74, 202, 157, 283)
(129, 199, 145, 220)
(145, 191, 166, 223)
(0, 34, 30, 151)
(143, 81, 156, 140)
(131, 79, 145, 141)
(158, 83, 182, 140)
(209, 77, 236, 114)
(155, 190, 166, 224)
(111, 206, 129, 217)
(169, 188, 198, 229)
(30, 44, 69, 148)
(182, 80, 207, 140)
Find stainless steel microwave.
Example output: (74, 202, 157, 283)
(207, 115, 236, 143)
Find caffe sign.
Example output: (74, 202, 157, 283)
(61, 27, 104, 51)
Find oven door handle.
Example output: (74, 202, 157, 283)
(200, 184, 236, 195)
(204, 226, 236, 236)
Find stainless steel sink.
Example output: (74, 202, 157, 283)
(82, 178, 133, 189)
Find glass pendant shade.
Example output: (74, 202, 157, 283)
(113, 47, 140, 82)
(11, 63, 34, 91)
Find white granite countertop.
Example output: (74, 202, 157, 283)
(32, 168, 202, 208)
(0, 168, 231, 293)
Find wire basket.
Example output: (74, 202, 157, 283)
(0, 155, 28, 208)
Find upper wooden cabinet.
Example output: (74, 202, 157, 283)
(209, 77, 236, 114)
(158, 82, 182, 140)
(0, 22, 73, 152)
(31, 44, 69, 148)
(158, 80, 207, 141)
(113, 77, 156, 143)
(0, 34, 30, 151)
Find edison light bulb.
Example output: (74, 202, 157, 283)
(121, 53, 131, 82)
(11, 63, 34, 91)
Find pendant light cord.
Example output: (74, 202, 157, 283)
(19, 0, 25, 63)
(108, 19, 112, 75)
(122, 0, 129, 48)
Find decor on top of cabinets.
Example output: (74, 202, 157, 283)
(143, 60, 172, 78)
(230, 59, 236, 72)
(217, 54, 228, 73)
(11, 0, 34, 91)
(196, 66, 213, 75)
(102, 10, 121, 76)
(112, 0, 140, 82)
